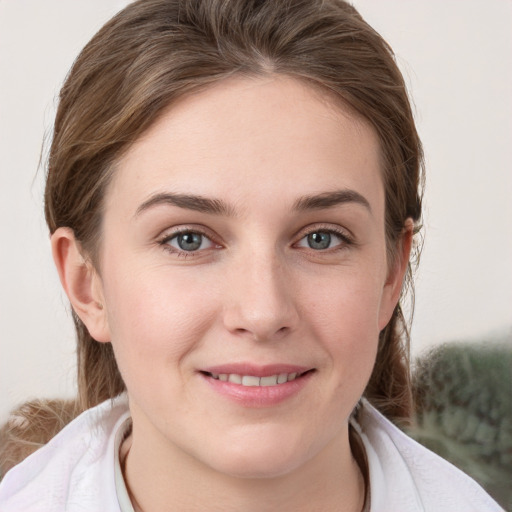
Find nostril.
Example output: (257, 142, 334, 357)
(222, 294, 299, 340)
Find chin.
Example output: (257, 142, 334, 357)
(201, 428, 317, 480)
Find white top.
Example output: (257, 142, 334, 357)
(0, 395, 504, 512)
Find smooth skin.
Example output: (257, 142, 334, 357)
(52, 76, 412, 512)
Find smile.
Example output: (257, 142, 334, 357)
(207, 372, 302, 386)
(199, 364, 314, 407)
(200, 366, 314, 407)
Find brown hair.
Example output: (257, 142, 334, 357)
(3, 0, 423, 473)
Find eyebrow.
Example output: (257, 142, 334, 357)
(135, 192, 237, 217)
(293, 189, 372, 213)
(135, 188, 371, 218)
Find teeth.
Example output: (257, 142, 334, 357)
(242, 375, 260, 386)
(277, 373, 288, 384)
(260, 375, 278, 386)
(210, 372, 302, 386)
(228, 374, 242, 384)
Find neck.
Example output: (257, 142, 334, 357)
(122, 422, 365, 512)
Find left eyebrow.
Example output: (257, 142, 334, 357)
(293, 189, 372, 213)
(134, 192, 237, 218)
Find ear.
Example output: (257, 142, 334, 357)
(51, 227, 111, 342)
(378, 219, 414, 330)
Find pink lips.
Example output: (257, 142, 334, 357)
(202, 363, 310, 377)
(199, 363, 314, 407)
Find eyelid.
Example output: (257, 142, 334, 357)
(157, 225, 223, 255)
(293, 223, 355, 249)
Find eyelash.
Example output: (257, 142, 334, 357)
(158, 227, 219, 258)
(157, 225, 354, 257)
(294, 225, 354, 252)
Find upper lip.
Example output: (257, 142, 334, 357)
(200, 363, 312, 377)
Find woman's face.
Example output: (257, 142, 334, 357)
(92, 76, 404, 478)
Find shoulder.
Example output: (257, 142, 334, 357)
(355, 400, 505, 512)
(0, 394, 130, 512)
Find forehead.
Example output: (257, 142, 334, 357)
(108, 75, 383, 217)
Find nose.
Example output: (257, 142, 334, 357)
(222, 248, 300, 342)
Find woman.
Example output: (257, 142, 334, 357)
(0, 0, 503, 510)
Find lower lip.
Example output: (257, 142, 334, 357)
(201, 372, 313, 408)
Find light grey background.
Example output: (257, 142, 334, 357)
(1, 0, 511, 422)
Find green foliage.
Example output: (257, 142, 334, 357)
(409, 340, 512, 510)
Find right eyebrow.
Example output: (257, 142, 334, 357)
(134, 192, 237, 218)
(293, 189, 372, 214)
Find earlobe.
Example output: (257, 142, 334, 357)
(51, 227, 111, 343)
(378, 219, 414, 330)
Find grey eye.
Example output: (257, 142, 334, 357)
(170, 232, 206, 251)
(163, 229, 217, 254)
(307, 231, 332, 250)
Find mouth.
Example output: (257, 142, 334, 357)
(199, 364, 315, 406)
(201, 370, 312, 387)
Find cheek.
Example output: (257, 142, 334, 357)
(101, 265, 218, 373)
(307, 266, 385, 332)
(303, 269, 384, 372)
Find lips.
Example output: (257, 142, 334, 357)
(199, 364, 314, 407)
(208, 371, 302, 387)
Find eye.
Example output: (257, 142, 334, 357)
(296, 229, 349, 250)
(163, 230, 215, 252)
